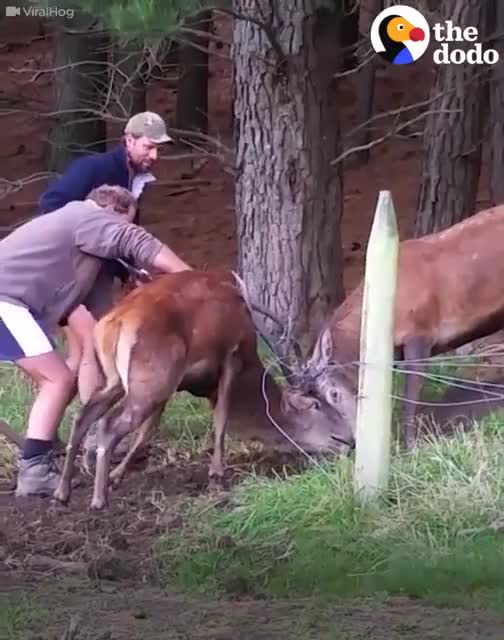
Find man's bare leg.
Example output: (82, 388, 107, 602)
(66, 306, 104, 403)
(15, 350, 76, 497)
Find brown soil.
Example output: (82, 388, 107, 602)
(0, 15, 500, 640)
(2, 452, 504, 640)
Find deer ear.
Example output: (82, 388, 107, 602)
(310, 328, 333, 367)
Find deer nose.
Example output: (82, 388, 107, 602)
(330, 434, 354, 454)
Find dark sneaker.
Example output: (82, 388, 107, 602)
(15, 451, 61, 497)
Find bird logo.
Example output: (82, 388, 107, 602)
(370, 5, 430, 65)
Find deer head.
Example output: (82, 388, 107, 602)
(291, 327, 359, 447)
(278, 385, 356, 453)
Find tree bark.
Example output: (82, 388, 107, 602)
(175, 10, 211, 136)
(489, 0, 504, 206)
(233, 0, 344, 355)
(48, 12, 108, 173)
(351, 0, 383, 166)
(414, 0, 490, 236)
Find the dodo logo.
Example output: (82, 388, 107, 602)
(370, 5, 430, 65)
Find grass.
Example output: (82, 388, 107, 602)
(0, 594, 49, 640)
(155, 420, 504, 611)
(151, 357, 504, 611)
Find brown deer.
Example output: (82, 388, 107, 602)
(53, 270, 354, 510)
(295, 203, 504, 449)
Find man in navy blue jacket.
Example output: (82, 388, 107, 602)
(38, 111, 171, 216)
(37, 111, 173, 404)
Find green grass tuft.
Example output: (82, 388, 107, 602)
(0, 594, 49, 640)
(155, 418, 504, 611)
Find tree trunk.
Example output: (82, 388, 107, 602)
(351, 0, 383, 166)
(489, 0, 504, 205)
(233, 0, 344, 355)
(112, 39, 147, 117)
(339, 0, 360, 71)
(175, 10, 211, 136)
(48, 12, 108, 173)
(414, 0, 490, 236)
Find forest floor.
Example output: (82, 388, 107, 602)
(0, 14, 501, 640)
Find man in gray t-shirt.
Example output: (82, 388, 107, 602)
(0, 184, 191, 498)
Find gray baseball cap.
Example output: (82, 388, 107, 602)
(124, 111, 173, 143)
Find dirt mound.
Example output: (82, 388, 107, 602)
(0, 444, 308, 582)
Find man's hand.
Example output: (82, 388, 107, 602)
(135, 267, 153, 283)
(116, 259, 154, 285)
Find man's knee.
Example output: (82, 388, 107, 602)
(19, 352, 77, 393)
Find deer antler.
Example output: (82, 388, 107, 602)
(230, 272, 303, 380)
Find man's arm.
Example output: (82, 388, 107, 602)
(38, 157, 97, 214)
(151, 245, 192, 273)
(74, 210, 192, 273)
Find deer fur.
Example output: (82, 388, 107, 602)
(298, 203, 504, 448)
(54, 270, 352, 510)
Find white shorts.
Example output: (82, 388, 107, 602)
(0, 301, 56, 361)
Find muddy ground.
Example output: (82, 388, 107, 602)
(0, 14, 502, 640)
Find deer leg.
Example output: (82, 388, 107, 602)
(54, 384, 124, 504)
(92, 399, 169, 510)
(208, 349, 241, 489)
(92, 353, 185, 510)
(81, 421, 100, 477)
(91, 397, 137, 510)
(401, 336, 433, 449)
(109, 404, 164, 487)
(202, 392, 218, 452)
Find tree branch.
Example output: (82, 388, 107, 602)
(0, 173, 56, 199)
(331, 109, 461, 166)
(334, 49, 376, 79)
(344, 65, 492, 143)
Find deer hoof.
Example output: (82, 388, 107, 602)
(90, 496, 106, 510)
(208, 475, 224, 493)
(53, 485, 70, 504)
(109, 470, 123, 489)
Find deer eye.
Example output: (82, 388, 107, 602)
(329, 389, 340, 404)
